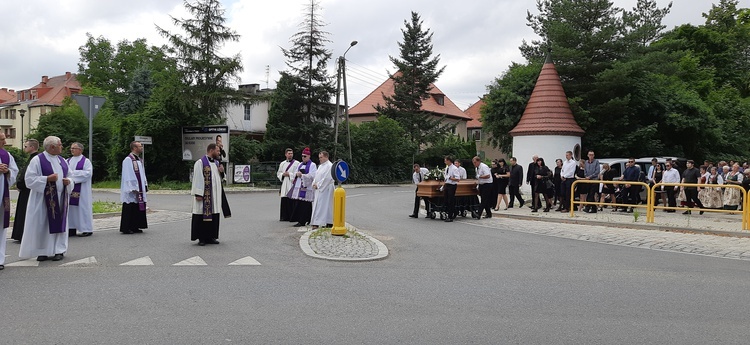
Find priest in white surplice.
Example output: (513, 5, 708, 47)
(120, 141, 148, 234)
(67, 142, 94, 237)
(0, 133, 19, 270)
(310, 151, 334, 229)
(277, 148, 299, 222)
(191, 144, 225, 246)
(19, 136, 72, 262)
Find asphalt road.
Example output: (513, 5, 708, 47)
(2, 186, 750, 344)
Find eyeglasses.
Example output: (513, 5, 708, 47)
(628, 161, 635, 163)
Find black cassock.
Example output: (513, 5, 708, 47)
(11, 152, 37, 241)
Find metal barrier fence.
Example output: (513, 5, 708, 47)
(570, 180, 651, 218)
(650, 182, 748, 230)
(569, 180, 749, 231)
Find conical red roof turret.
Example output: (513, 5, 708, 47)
(509, 56, 584, 137)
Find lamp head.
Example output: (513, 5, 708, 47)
(350, 41, 358, 47)
(19, 109, 26, 117)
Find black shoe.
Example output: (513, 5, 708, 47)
(51, 254, 64, 261)
(68, 229, 77, 237)
(293, 222, 305, 227)
(444, 218, 453, 222)
(206, 239, 220, 244)
(531, 209, 538, 213)
(122, 230, 134, 234)
(520, 202, 525, 208)
(78, 232, 93, 237)
(198, 241, 206, 246)
(0, 264, 4, 270)
(37, 256, 48, 261)
(683, 210, 691, 215)
(483, 214, 492, 218)
(543, 208, 550, 212)
(133, 229, 144, 233)
(409, 214, 418, 218)
(700, 211, 704, 215)
(508, 205, 514, 208)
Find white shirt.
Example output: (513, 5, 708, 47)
(444, 165, 460, 185)
(413, 168, 429, 184)
(561, 158, 576, 179)
(475, 163, 492, 184)
(661, 168, 681, 187)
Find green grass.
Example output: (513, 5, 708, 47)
(92, 180, 192, 190)
(93, 201, 121, 213)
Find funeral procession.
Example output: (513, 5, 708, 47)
(3, 0, 750, 344)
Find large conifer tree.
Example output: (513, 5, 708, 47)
(157, 0, 243, 120)
(264, 0, 335, 158)
(376, 11, 449, 148)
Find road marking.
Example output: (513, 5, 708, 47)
(173, 256, 207, 266)
(60, 256, 98, 267)
(120, 256, 155, 266)
(228, 256, 261, 266)
(346, 194, 366, 198)
(5, 259, 40, 267)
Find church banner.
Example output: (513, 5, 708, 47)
(182, 126, 229, 162)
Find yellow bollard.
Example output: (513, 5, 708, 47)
(331, 185, 347, 236)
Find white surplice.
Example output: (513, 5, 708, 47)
(121, 154, 148, 203)
(310, 160, 334, 226)
(277, 159, 300, 197)
(19, 152, 71, 259)
(0, 150, 18, 265)
(67, 155, 93, 233)
(191, 157, 223, 215)
(289, 161, 317, 202)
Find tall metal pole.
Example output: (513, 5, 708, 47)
(343, 57, 352, 161)
(333, 57, 342, 160)
(88, 96, 93, 159)
(19, 111, 24, 145)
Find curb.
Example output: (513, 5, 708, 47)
(298, 223, 389, 262)
(484, 211, 750, 238)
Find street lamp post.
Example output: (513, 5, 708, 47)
(19, 109, 26, 145)
(333, 40, 357, 161)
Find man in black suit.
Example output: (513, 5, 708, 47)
(508, 157, 525, 208)
(526, 155, 540, 209)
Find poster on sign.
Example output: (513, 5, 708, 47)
(182, 126, 229, 162)
(234, 165, 252, 184)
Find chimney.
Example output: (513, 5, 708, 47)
(65, 71, 71, 79)
(1, 88, 6, 92)
(42, 75, 49, 85)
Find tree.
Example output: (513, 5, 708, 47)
(623, 0, 673, 49)
(157, 0, 244, 119)
(348, 117, 413, 183)
(376, 11, 450, 148)
(264, 0, 335, 160)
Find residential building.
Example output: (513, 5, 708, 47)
(463, 99, 507, 161)
(224, 83, 273, 141)
(348, 76, 472, 139)
(0, 72, 81, 147)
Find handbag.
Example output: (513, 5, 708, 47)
(545, 179, 554, 190)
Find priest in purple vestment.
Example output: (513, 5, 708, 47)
(0, 133, 19, 270)
(18, 136, 71, 262)
(191, 144, 226, 245)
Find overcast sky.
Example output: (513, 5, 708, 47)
(0, 0, 743, 110)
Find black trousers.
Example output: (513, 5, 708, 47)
(585, 182, 598, 210)
(479, 183, 493, 216)
(444, 183, 457, 219)
(508, 185, 524, 207)
(561, 179, 574, 210)
(622, 185, 642, 206)
(684, 188, 704, 209)
(665, 187, 677, 209)
(413, 187, 430, 216)
(529, 182, 540, 208)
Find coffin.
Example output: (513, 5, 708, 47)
(416, 180, 478, 198)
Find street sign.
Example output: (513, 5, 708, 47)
(134, 136, 153, 145)
(72, 94, 106, 120)
(332, 160, 349, 183)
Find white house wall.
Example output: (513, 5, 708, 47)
(512, 134, 581, 193)
(225, 101, 270, 134)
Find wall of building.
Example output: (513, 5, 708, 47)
(512, 134, 581, 193)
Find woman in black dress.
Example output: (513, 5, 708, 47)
(599, 163, 617, 211)
(532, 158, 554, 212)
(574, 159, 587, 211)
(494, 158, 510, 210)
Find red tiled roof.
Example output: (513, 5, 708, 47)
(464, 99, 485, 129)
(349, 74, 471, 120)
(509, 61, 584, 137)
(1, 73, 81, 107)
(0, 88, 16, 103)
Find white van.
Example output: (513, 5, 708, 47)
(598, 157, 687, 203)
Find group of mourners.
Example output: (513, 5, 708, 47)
(276, 147, 336, 229)
(406, 150, 750, 222)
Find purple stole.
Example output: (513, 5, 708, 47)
(200, 156, 219, 221)
(287, 160, 311, 199)
(280, 160, 296, 196)
(67, 156, 87, 206)
(38, 154, 69, 234)
(0, 149, 10, 228)
(129, 154, 147, 211)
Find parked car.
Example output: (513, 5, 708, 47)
(597, 157, 687, 203)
